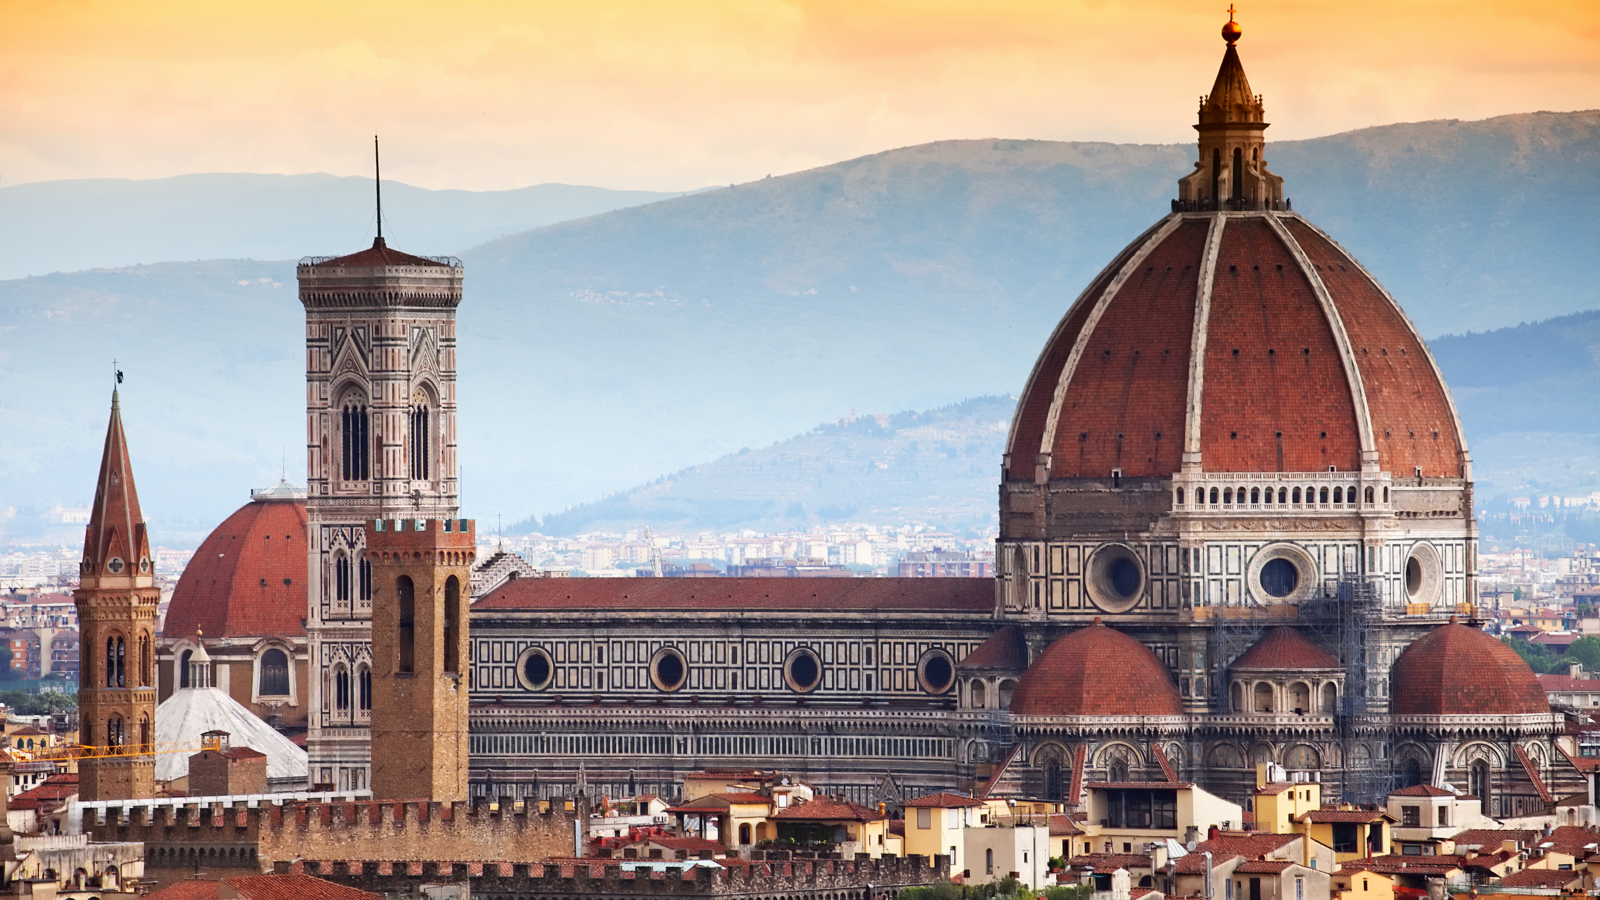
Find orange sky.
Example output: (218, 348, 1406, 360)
(2, 0, 1597, 191)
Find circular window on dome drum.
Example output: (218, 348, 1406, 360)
(1404, 542, 1443, 605)
(783, 647, 823, 693)
(1246, 544, 1318, 604)
(917, 649, 956, 694)
(1086, 544, 1145, 614)
(517, 647, 554, 691)
(650, 647, 688, 692)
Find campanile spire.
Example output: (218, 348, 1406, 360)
(1177, 7, 1285, 210)
(76, 389, 159, 801)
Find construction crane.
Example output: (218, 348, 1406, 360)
(641, 525, 663, 578)
(5, 733, 222, 764)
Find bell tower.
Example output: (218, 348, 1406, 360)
(298, 150, 465, 789)
(1177, 7, 1285, 209)
(366, 517, 474, 802)
(74, 390, 158, 801)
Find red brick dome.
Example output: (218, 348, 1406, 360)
(1010, 621, 1181, 716)
(164, 485, 308, 640)
(1004, 213, 1467, 481)
(1232, 627, 1340, 671)
(1390, 622, 1548, 716)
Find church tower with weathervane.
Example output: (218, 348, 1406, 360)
(299, 145, 464, 790)
(75, 390, 159, 801)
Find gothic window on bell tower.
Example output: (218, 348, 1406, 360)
(334, 553, 351, 609)
(409, 403, 431, 481)
(341, 402, 370, 482)
(106, 636, 125, 688)
(359, 556, 372, 604)
(357, 663, 372, 718)
(397, 575, 416, 674)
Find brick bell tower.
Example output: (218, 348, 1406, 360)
(366, 517, 474, 801)
(75, 390, 158, 801)
(299, 142, 464, 790)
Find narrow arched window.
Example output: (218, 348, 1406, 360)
(1176, 488, 1184, 505)
(1211, 147, 1222, 203)
(409, 404, 431, 481)
(1292, 487, 1302, 504)
(1250, 488, 1260, 504)
(1223, 488, 1233, 504)
(1044, 759, 1063, 801)
(1320, 487, 1330, 504)
(105, 637, 116, 689)
(107, 715, 124, 749)
(1210, 488, 1219, 504)
(179, 649, 193, 688)
(357, 665, 372, 714)
(334, 554, 351, 607)
(359, 555, 372, 603)
(397, 575, 415, 674)
(1232, 146, 1244, 201)
(443, 575, 461, 675)
(140, 633, 152, 687)
(1333, 487, 1343, 504)
(1263, 487, 1272, 505)
(1279, 488, 1288, 504)
(259, 648, 289, 696)
(139, 714, 151, 753)
(341, 402, 370, 481)
(334, 665, 350, 712)
(1365, 487, 1375, 504)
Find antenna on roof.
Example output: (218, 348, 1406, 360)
(374, 135, 383, 244)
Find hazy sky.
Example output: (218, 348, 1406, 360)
(3, 1, 1597, 192)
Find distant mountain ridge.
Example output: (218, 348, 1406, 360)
(2, 110, 1597, 537)
(0, 174, 697, 280)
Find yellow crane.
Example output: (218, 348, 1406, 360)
(6, 733, 222, 763)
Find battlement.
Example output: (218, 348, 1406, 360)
(367, 518, 475, 553)
(291, 853, 950, 898)
(88, 797, 577, 873)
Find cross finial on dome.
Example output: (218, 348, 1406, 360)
(1223, 5, 1242, 45)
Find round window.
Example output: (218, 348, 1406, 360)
(1260, 558, 1299, 598)
(517, 648, 553, 691)
(918, 650, 955, 694)
(651, 648, 687, 692)
(784, 648, 822, 693)
(1403, 543, 1442, 604)
(107, 557, 125, 574)
(1086, 544, 1145, 614)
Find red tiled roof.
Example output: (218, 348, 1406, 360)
(1499, 869, 1583, 889)
(629, 835, 726, 854)
(477, 577, 993, 613)
(1088, 781, 1195, 790)
(1297, 809, 1391, 824)
(1175, 852, 1240, 874)
(311, 238, 449, 269)
(903, 791, 986, 808)
(1194, 832, 1299, 858)
(1048, 813, 1084, 836)
(222, 873, 380, 900)
(1530, 632, 1578, 646)
(164, 496, 308, 639)
(772, 797, 881, 822)
(1391, 623, 1549, 716)
(1389, 784, 1457, 797)
(1069, 853, 1155, 871)
(145, 883, 223, 900)
(1010, 622, 1181, 717)
(1235, 860, 1296, 874)
(959, 626, 1029, 670)
(666, 792, 770, 812)
(11, 773, 77, 810)
(1541, 825, 1600, 857)
(1538, 674, 1600, 692)
(1449, 829, 1537, 848)
(1231, 628, 1339, 671)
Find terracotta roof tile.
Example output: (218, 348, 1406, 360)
(217, 874, 379, 900)
(1392, 623, 1548, 716)
(164, 496, 308, 640)
(1175, 853, 1240, 874)
(145, 883, 223, 900)
(1049, 813, 1085, 835)
(1297, 809, 1392, 824)
(629, 835, 726, 854)
(311, 238, 450, 269)
(772, 798, 881, 822)
(1231, 628, 1339, 671)
(1087, 781, 1194, 790)
(1069, 853, 1155, 871)
(478, 577, 992, 613)
(1499, 869, 1583, 889)
(1389, 785, 1457, 797)
(959, 626, 1029, 671)
(903, 791, 986, 808)
(1011, 622, 1181, 717)
(1449, 829, 1537, 849)
(1235, 860, 1296, 874)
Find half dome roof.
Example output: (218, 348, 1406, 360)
(1231, 627, 1339, 671)
(1003, 212, 1466, 482)
(1390, 621, 1548, 716)
(1010, 621, 1181, 717)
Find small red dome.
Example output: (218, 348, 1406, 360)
(1232, 627, 1340, 671)
(1390, 622, 1548, 716)
(1010, 622, 1181, 716)
(165, 493, 308, 640)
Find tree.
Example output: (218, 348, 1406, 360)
(0, 643, 15, 680)
(1567, 636, 1600, 672)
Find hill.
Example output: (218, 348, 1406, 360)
(2, 111, 1597, 537)
(0, 174, 695, 280)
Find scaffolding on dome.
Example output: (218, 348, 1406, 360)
(1204, 573, 1397, 805)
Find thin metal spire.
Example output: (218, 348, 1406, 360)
(374, 135, 383, 243)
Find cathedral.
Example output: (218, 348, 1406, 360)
(142, 13, 1566, 823)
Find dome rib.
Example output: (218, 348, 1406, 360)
(1266, 213, 1377, 460)
(1181, 214, 1227, 463)
(1282, 217, 1469, 477)
(1037, 214, 1188, 479)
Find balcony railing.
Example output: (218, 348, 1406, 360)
(1172, 198, 1292, 213)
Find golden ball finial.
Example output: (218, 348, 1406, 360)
(1222, 4, 1242, 44)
